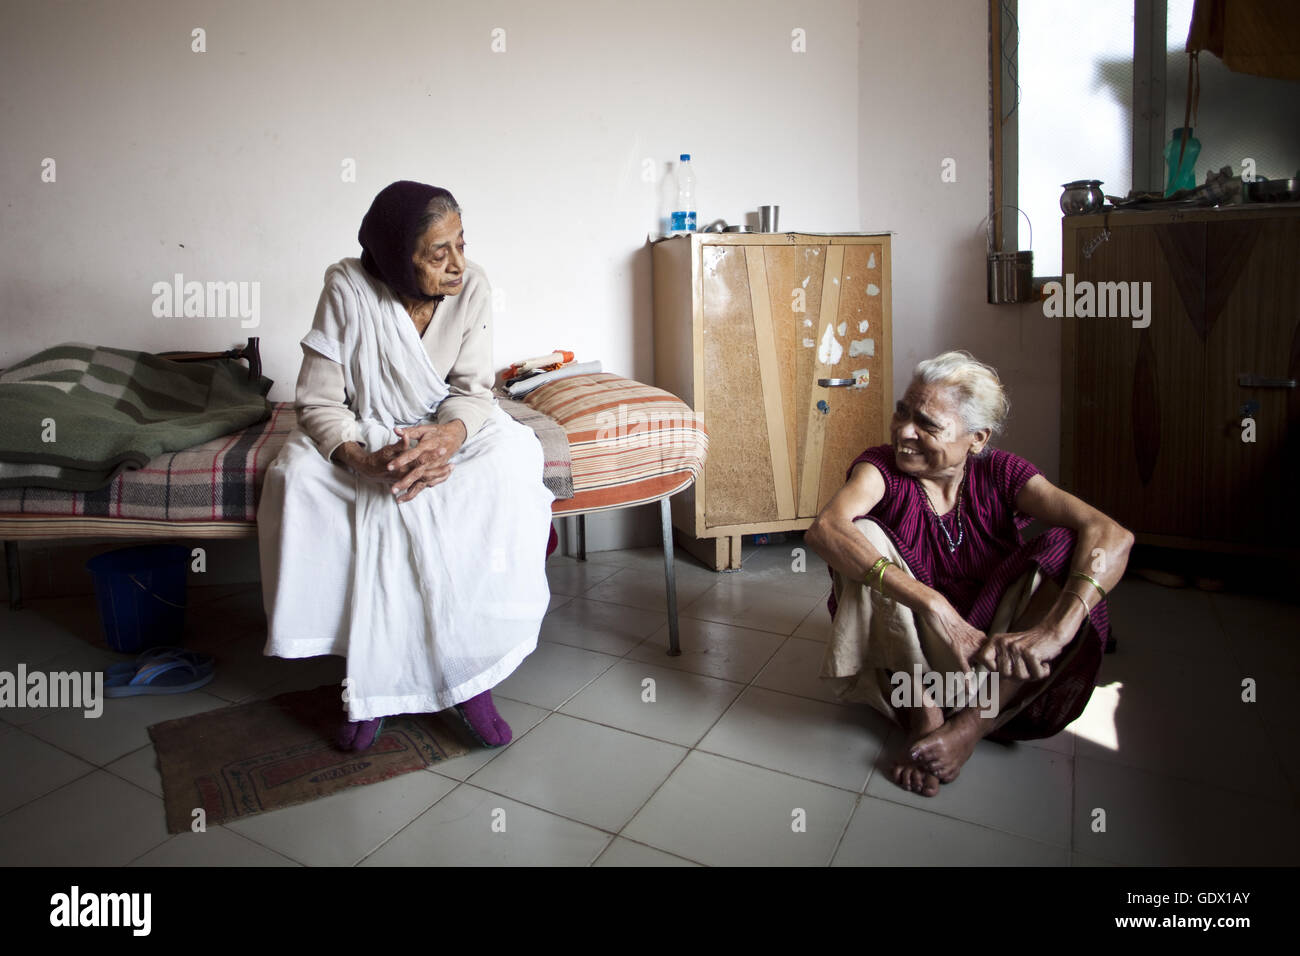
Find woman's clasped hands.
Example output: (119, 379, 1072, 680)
(340, 422, 467, 502)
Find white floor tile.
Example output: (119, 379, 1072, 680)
(585, 547, 713, 576)
(622, 751, 858, 866)
(681, 578, 827, 636)
(469, 714, 685, 832)
(1021, 729, 1076, 757)
(539, 597, 665, 656)
(361, 784, 611, 866)
(0, 770, 169, 866)
(753, 637, 845, 705)
(1105, 579, 1224, 663)
(545, 555, 622, 597)
(128, 826, 301, 866)
(225, 768, 457, 866)
(725, 552, 835, 599)
(698, 686, 887, 791)
(1073, 755, 1299, 865)
(583, 566, 717, 613)
(593, 837, 700, 867)
(793, 604, 834, 642)
(560, 659, 743, 747)
(1211, 590, 1300, 680)
(627, 617, 786, 683)
(427, 696, 550, 782)
(865, 729, 1073, 848)
(493, 642, 620, 710)
(103, 744, 163, 798)
(0, 607, 104, 671)
(1070, 851, 1120, 866)
(833, 795, 1067, 865)
(0, 729, 96, 815)
(1074, 650, 1287, 799)
(25, 689, 229, 766)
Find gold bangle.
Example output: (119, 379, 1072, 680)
(864, 557, 889, 589)
(1065, 588, 1091, 616)
(875, 559, 895, 595)
(1070, 570, 1108, 601)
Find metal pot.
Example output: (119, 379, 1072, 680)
(987, 206, 1034, 304)
(1060, 180, 1106, 215)
(988, 251, 1034, 305)
(1244, 178, 1300, 203)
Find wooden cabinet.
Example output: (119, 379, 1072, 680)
(652, 233, 893, 569)
(1061, 206, 1300, 552)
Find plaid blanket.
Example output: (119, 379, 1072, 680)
(0, 403, 294, 522)
(496, 395, 575, 500)
(0, 343, 272, 492)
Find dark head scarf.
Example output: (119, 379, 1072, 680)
(358, 180, 458, 302)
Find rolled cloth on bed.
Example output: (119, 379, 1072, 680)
(0, 343, 272, 492)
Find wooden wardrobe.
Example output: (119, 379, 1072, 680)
(1061, 206, 1300, 553)
(652, 233, 893, 569)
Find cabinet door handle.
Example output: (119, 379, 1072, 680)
(817, 378, 857, 387)
(1237, 374, 1296, 388)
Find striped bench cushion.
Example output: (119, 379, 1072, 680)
(523, 373, 708, 516)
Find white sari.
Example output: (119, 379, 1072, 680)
(258, 258, 553, 720)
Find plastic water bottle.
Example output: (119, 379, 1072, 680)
(1163, 127, 1201, 196)
(671, 154, 696, 234)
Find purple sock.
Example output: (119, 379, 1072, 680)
(337, 716, 383, 752)
(455, 690, 512, 746)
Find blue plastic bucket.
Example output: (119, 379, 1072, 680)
(85, 545, 190, 653)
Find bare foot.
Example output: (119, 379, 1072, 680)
(890, 757, 941, 797)
(889, 702, 943, 797)
(909, 708, 983, 782)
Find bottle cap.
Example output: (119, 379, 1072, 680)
(680, 154, 690, 161)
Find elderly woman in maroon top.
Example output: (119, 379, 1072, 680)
(806, 350, 1133, 797)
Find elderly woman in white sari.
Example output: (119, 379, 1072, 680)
(258, 181, 554, 752)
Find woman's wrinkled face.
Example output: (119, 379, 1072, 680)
(890, 381, 984, 478)
(411, 213, 466, 297)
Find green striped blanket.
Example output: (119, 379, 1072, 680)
(0, 343, 272, 491)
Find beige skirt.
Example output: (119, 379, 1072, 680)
(820, 517, 1087, 734)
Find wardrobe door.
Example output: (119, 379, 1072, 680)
(1067, 221, 1208, 537)
(1203, 216, 1300, 545)
(700, 241, 783, 530)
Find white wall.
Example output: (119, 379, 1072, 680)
(2, 0, 1058, 555)
(859, 0, 1061, 478)
(1, 0, 860, 551)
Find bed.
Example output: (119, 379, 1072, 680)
(1, 367, 708, 655)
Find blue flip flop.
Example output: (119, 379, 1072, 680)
(104, 647, 211, 685)
(104, 647, 215, 698)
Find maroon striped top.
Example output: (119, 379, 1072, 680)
(827, 444, 1111, 739)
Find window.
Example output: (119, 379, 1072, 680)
(993, 0, 1300, 279)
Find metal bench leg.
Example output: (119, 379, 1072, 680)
(576, 513, 587, 562)
(660, 498, 681, 656)
(5, 540, 22, 611)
